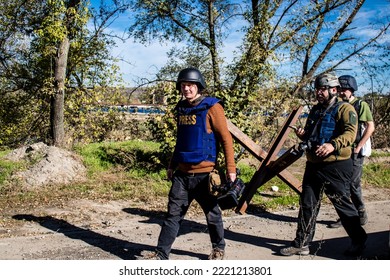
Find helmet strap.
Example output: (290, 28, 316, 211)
(323, 89, 337, 106)
(328, 87, 337, 101)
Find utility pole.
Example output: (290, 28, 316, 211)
(370, 75, 374, 148)
(370, 75, 374, 116)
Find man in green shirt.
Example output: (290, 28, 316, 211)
(329, 75, 375, 228)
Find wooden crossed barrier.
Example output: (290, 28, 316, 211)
(227, 106, 304, 214)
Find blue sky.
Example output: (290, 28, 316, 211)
(89, 0, 390, 94)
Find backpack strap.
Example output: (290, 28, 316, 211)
(352, 99, 362, 116)
(352, 99, 363, 144)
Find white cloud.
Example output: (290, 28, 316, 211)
(111, 38, 179, 86)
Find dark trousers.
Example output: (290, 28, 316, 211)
(294, 159, 367, 248)
(156, 171, 225, 259)
(350, 153, 365, 212)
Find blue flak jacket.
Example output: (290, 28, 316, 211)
(174, 97, 220, 164)
(306, 101, 343, 145)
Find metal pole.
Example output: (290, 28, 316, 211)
(370, 75, 374, 116)
(370, 75, 374, 148)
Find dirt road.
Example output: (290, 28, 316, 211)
(1, 197, 389, 260)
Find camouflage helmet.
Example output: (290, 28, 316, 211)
(339, 75, 358, 92)
(314, 73, 340, 89)
(176, 67, 207, 91)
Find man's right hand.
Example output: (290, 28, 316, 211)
(293, 126, 305, 140)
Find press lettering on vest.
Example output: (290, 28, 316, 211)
(178, 115, 197, 125)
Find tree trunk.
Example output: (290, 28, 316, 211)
(50, 0, 80, 147)
(50, 37, 70, 147)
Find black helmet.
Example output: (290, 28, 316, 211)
(314, 73, 340, 89)
(339, 75, 358, 92)
(176, 67, 207, 91)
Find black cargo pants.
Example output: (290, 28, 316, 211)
(155, 170, 225, 259)
(294, 158, 367, 248)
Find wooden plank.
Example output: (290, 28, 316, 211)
(226, 109, 302, 189)
(277, 170, 302, 193)
(228, 107, 303, 214)
(227, 119, 268, 160)
(264, 145, 303, 194)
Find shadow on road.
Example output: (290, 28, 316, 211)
(122, 207, 390, 260)
(12, 214, 204, 260)
(13, 210, 389, 260)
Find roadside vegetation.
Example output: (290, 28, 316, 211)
(1, 140, 389, 221)
(1, 1, 389, 216)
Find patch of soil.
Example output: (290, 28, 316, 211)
(5, 142, 86, 189)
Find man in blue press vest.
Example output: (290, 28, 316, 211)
(139, 67, 236, 260)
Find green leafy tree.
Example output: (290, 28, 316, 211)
(127, 0, 389, 148)
(0, 0, 130, 148)
(127, 0, 241, 90)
